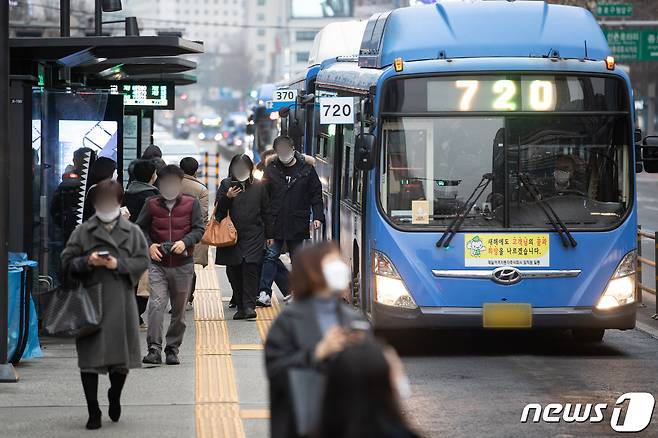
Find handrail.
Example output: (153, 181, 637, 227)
(637, 225, 657, 319)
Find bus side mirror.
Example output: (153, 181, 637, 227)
(642, 136, 658, 173)
(355, 133, 375, 171)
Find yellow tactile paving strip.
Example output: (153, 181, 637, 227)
(196, 404, 245, 438)
(195, 263, 281, 437)
(196, 321, 230, 355)
(240, 409, 271, 420)
(194, 292, 225, 321)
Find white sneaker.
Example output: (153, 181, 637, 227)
(256, 291, 272, 307)
(186, 302, 193, 311)
(282, 294, 293, 304)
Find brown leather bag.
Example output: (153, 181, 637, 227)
(201, 206, 238, 247)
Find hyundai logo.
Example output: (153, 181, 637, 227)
(491, 266, 522, 285)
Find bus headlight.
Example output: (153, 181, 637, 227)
(373, 251, 417, 310)
(596, 251, 636, 310)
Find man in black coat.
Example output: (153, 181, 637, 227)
(122, 159, 159, 326)
(259, 136, 325, 304)
(123, 159, 159, 222)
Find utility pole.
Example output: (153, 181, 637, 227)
(0, 0, 19, 383)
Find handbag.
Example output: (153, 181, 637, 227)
(288, 368, 327, 436)
(201, 205, 238, 247)
(42, 282, 103, 338)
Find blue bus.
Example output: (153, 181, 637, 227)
(281, 21, 367, 156)
(304, 2, 658, 341)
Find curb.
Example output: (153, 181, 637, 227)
(635, 321, 658, 340)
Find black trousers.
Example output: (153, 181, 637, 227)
(226, 262, 259, 311)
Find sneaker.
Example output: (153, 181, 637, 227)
(142, 349, 162, 365)
(244, 308, 257, 320)
(283, 294, 294, 304)
(165, 349, 180, 365)
(186, 302, 193, 311)
(228, 297, 237, 308)
(233, 310, 246, 320)
(256, 291, 272, 307)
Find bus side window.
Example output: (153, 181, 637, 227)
(342, 125, 355, 202)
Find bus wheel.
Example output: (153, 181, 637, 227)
(572, 328, 605, 343)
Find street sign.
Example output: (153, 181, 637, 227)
(596, 3, 633, 17)
(603, 29, 658, 61)
(319, 97, 354, 125)
(604, 29, 641, 61)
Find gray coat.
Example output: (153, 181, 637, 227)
(61, 216, 149, 371)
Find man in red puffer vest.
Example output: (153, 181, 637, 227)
(136, 165, 205, 365)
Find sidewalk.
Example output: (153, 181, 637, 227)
(0, 264, 278, 438)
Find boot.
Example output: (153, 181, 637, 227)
(86, 401, 102, 430)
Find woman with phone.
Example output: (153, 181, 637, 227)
(61, 179, 149, 430)
(215, 154, 270, 320)
(264, 242, 370, 438)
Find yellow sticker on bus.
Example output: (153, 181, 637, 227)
(464, 233, 550, 267)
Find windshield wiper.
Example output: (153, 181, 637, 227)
(436, 173, 493, 248)
(518, 173, 577, 248)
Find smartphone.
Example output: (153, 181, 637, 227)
(349, 320, 371, 333)
(97, 250, 111, 258)
(230, 181, 243, 190)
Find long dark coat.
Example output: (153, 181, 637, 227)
(262, 152, 325, 241)
(264, 299, 366, 438)
(61, 215, 149, 371)
(215, 177, 269, 266)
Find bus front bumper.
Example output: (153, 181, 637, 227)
(371, 302, 636, 330)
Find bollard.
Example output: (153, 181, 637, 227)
(215, 152, 220, 188)
(655, 231, 658, 318)
(203, 151, 209, 186)
(637, 225, 643, 305)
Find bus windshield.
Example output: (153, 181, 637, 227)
(379, 75, 631, 231)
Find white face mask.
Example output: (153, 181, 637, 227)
(277, 149, 295, 165)
(95, 206, 121, 223)
(161, 185, 180, 201)
(322, 259, 351, 293)
(554, 169, 570, 186)
(394, 374, 412, 401)
(233, 166, 251, 182)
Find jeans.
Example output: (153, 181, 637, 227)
(259, 239, 303, 297)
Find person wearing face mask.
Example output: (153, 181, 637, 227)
(83, 157, 117, 222)
(215, 154, 270, 320)
(61, 179, 150, 430)
(259, 136, 325, 307)
(264, 242, 369, 438)
(552, 155, 580, 194)
(122, 159, 159, 327)
(318, 341, 421, 438)
(136, 165, 205, 365)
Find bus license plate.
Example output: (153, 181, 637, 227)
(483, 303, 532, 328)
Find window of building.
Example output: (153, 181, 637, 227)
(257, 28, 266, 36)
(257, 44, 265, 51)
(257, 0, 265, 5)
(296, 51, 310, 63)
(296, 31, 317, 41)
(257, 13, 265, 21)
